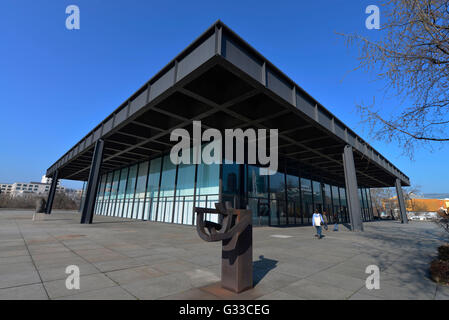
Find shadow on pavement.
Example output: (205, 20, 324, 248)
(253, 255, 278, 286)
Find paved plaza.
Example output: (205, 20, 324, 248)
(0, 209, 448, 300)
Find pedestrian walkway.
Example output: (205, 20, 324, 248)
(0, 209, 447, 300)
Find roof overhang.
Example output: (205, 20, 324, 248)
(46, 21, 410, 188)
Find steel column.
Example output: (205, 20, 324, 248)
(395, 178, 408, 224)
(80, 139, 104, 224)
(79, 180, 86, 213)
(342, 145, 363, 231)
(45, 170, 59, 214)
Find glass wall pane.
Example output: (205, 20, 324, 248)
(174, 162, 196, 225)
(339, 187, 347, 206)
(116, 167, 128, 217)
(364, 188, 371, 221)
(100, 174, 108, 215)
(196, 160, 220, 224)
(339, 187, 348, 222)
(301, 178, 313, 224)
(222, 163, 241, 207)
(134, 161, 149, 220)
(103, 172, 113, 216)
(247, 165, 269, 226)
(312, 181, 323, 213)
(323, 184, 332, 222)
(269, 171, 285, 226)
(331, 185, 341, 222)
(124, 164, 138, 219)
(108, 170, 120, 216)
(100, 173, 109, 216)
(247, 165, 268, 197)
(358, 188, 365, 221)
(286, 174, 300, 224)
(94, 174, 106, 215)
(158, 156, 176, 223)
(145, 157, 161, 221)
(366, 188, 373, 220)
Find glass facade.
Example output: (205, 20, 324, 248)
(93, 154, 374, 227)
(286, 174, 300, 225)
(301, 178, 313, 224)
(93, 150, 219, 226)
(247, 165, 269, 226)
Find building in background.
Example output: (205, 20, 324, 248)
(407, 198, 449, 212)
(382, 194, 449, 221)
(0, 181, 66, 196)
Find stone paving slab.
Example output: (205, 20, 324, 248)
(279, 278, 354, 300)
(55, 285, 136, 300)
(0, 283, 48, 300)
(0, 209, 448, 300)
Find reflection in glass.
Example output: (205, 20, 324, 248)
(312, 181, 323, 212)
(301, 178, 313, 224)
(94, 174, 106, 215)
(286, 174, 300, 224)
(134, 162, 148, 220)
(159, 156, 177, 223)
(222, 163, 240, 207)
(323, 184, 332, 222)
(174, 162, 195, 225)
(124, 164, 138, 219)
(116, 167, 128, 217)
(196, 159, 219, 224)
(269, 171, 285, 226)
(108, 170, 120, 216)
(145, 158, 161, 221)
(247, 165, 269, 226)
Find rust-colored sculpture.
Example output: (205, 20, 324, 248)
(195, 203, 253, 293)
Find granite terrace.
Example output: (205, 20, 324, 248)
(0, 209, 448, 300)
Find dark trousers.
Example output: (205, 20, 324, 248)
(315, 226, 322, 238)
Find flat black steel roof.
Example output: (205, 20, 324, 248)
(46, 20, 409, 188)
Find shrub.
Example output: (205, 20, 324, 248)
(430, 259, 449, 285)
(438, 244, 449, 262)
(0, 193, 80, 210)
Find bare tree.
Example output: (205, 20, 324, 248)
(370, 185, 421, 217)
(339, 0, 449, 156)
(0, 193, 80, 210)
(370, 188, 397, 217)
(403, 185, 422, 201)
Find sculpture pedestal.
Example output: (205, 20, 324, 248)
(32, 213, 46, 221)
(221, 209, 253, 293)
(195, 204, 253, 294)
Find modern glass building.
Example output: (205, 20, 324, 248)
(87, 154, 374, 227)
(46, 21, 409, 230)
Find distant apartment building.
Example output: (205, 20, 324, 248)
(0, 181, 66, 196)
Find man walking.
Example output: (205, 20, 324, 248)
(333, 212, 339, 231)
(312, 209, 324, 239)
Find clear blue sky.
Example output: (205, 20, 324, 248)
(0, 0, 446, 193)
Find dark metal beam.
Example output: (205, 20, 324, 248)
(343, 145, 363, 231)
(80, 139, 104, 224)
(45, 170, 59, 214)
(395, 178, 408, 224)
